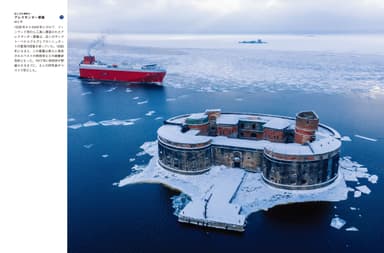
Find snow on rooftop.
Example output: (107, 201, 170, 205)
(205, 109, 221, 113)
(307, 136, 342, 154)
(157, 125, 211, 145)
(239, 116, 268, 123)
(187, 113, 207, 120)
(212, 136, 269, 150)
(159, 124, 340, 156)
(263, 118, 292, 130)
(264, 136, 341, 156)
(116, 141, 378, 232)
(162, 112, 340, 156)
(216, 114, 240, 125)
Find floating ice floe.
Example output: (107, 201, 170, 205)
(81, 91, 92, 96)
(354, 191, 362, 198)
(133, 96, 139, 100)
(343, 172, 358, 182)
(68, 123, 82, 129)
(83, 144, 94, 149)
(155, 117, 164, 120)
(345, 226, 359, 232)
(357, 167, 368, 173)
(350, 206, 357, 211)
(166, 98, 177, 102)
(368, 175, 378, 184)
(99, 119, 123, 126)
(354, 134, 377, 142)
(339, 157, 372, 181)
(83, 121, 99, 127)
(355, 185, 371, 195)
(105, 87, 117, 92)
(68, 118, 76, 122)
(330, 217, 346, 230)
(101, 154, 109, 158)
(87, 81, 100, 85)
(99, 118, 138, 126)
(88, 113, 95, 117)
(340, 136, 352, 142)
(129, 158, 136, 162)
(347, 187, 354, 192)
(128, 118, 141, 122)
(125, 88, 132, 93)
(145, 110, 156, 116)
(137, 100, 148, 105)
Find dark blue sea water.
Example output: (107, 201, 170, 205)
(68, 35, 384, 253)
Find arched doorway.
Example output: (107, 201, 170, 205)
(233, 152, 242, 168)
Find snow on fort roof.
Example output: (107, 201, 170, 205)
(263, 118, 292, 130)
(187, 113, 207, 120)
(159, 111, 341, 155)
(212, 135, 340, 156)
(205, 109, 221, 113)
(157, 125, 211, 144)
(239, 116, 267, 123)
(264, 137, 341, 156)
(216, 114, 240, 125)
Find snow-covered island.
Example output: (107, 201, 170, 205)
(116, 109, 378, 232)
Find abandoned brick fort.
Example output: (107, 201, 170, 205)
(157, 109, 341, 190)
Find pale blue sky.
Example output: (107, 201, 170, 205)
(69, 0, 384, 33)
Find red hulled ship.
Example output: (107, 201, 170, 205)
(79, 56, 166, 84)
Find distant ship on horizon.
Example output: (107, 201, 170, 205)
(79, 56, 166, 84)
(238, 39, 267, 44)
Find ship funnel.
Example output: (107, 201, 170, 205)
(83, 56, 95, 64)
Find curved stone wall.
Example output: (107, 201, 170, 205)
(158, 140, 212, 174)
(262, 152, 339, 190)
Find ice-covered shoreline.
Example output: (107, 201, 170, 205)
(116, 141, 378, 232)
